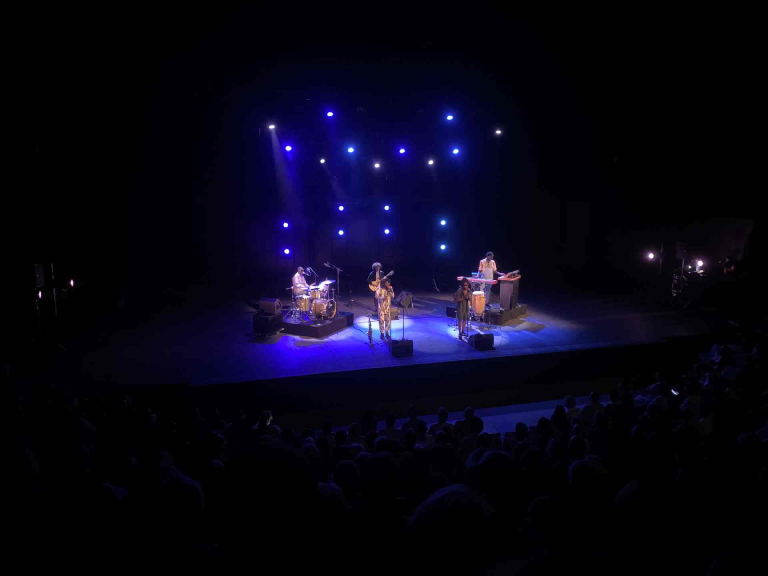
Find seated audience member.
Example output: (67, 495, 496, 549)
(401, 405, 426, 434)
(255, 411, 281, 439)
(565, 396, 582, 423)
(414, 420, 435, 450)
(380, 415, 404, 444)
(589, 391, 605, 414)
(345, 422, 366, 450)
(428, 406, 455, 438)
(459, 416, 485, 456)
(455, 407, 483, 439)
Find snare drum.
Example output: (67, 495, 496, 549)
(293, 285, 307, 296)
(296, 295, 311, 311)
(471, 291, 486, 315)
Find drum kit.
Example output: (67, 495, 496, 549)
(289, 280, 338, 322)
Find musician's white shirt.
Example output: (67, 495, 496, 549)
(479, 259, 497, 279)
(292, 273, 308, 292)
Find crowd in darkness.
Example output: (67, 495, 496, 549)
(11, 330, 767, 573)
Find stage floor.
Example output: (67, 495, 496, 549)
(75, 290, 713, 386)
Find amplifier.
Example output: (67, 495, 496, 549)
(253, 312, 282, 335)
(389, 339, 413, 358)
(468, 333, 494, 350)
(258, 297, 282, 315)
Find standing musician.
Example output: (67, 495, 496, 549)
(375, 277, 394, 341)
(454, 278, 471, 339)
(478, 251, 505, 304)
(292, 267, 309, 295)
(368, 262, 383, 314)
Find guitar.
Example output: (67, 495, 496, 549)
(369, 270, 395, 291)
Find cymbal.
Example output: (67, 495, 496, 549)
(319, 279, 336, 285)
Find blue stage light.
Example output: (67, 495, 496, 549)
(268, 124, 276, 130)
(338, 205, 344, 211)
(326, 111, 334, 117)
(495, 129, 502, 135)
(338, 229, 344, 236)
(283, 248, 290, 255)
(320, 158, 326, 164)
(285, 145, 292, 151)
(374, 163, 380, 169)
(452, 148, 459, 154)
(440, 219, 446, 226)
(399, 148, 406, 154)
(428, 159, 435, 165)
(648, 253, 654, 260)
(440, 244, 446, 250)
(384, 205, 390, 211)
(282, 222, 289, 228)
(347, 147, 355, 153)
(384, 228, 390, 235)
(446, 115, 454, 120)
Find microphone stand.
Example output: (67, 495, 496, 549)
(326, 262, 347, 308)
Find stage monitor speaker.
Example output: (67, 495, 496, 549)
(253, 312, 282, 334)
(396, 290, 413, 308)
(259, 298, 282, 315)
(468, 333, 494, 350)
(389, 339, 413, 358)
(445, 305, 457, 318)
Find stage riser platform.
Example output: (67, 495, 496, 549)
(281, 311, 354, 338)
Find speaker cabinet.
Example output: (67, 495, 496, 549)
(259, 297, 282, 315)
(468, 333, 494, 350)
(389, 339, 413, 358)
(253, 312, 282, 335)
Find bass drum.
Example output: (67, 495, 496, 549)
(311, 298, 337, 319)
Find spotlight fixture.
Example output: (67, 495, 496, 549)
(326, 111, 334, 117)
(38, 290, 42, 299)
(374, 163, 380, 169)
(338, 205, 344, 211)
(428, 159, 435, 165)
(697, 260, 703, 267)
(648, 253, 654, 260)
(440, 220, 446, 226)
(452, 148, 459, 154)
(320, 158, 326, 164)
(283, 248, 290, 255)
(399, 148, 406, 154)
(440, 244, 446, 250)
(282, 222, 289, 228)
(495, 129, 502, 135)
(384, 205, 390, 211)
(70, 279, 74, 287)
(338, 230, 344, 236)
(285, 145, 292, 151)
(384, 228, 390, 235)
(268, 124, 276, 130)
(347, 147, 355, 153)
(446, 115, 454, 121)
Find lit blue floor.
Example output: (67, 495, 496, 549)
(79, 290, 710, 386)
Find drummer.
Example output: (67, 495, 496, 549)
(292, 267, 309, 296)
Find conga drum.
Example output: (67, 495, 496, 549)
(296, 295, 311, 311)
(471, 291, 486, 316)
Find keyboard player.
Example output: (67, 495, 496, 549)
(478, 252, 505, 304)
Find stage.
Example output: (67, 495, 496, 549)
(74, 288, 713, 387)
